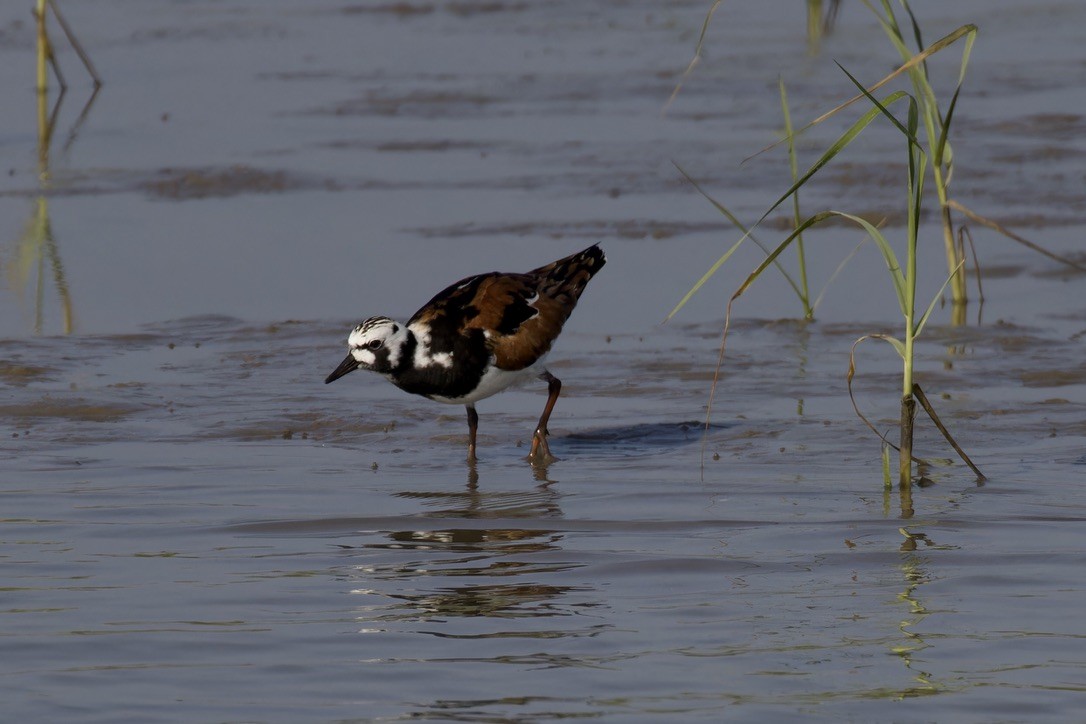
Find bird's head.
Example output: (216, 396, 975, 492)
(325, 316, 409, 383)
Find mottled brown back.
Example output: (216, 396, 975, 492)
(409, 245, 606, 371)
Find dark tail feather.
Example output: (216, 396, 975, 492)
(533, 244, 607, 303)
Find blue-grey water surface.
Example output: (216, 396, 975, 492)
(2, 1, 1085, 721)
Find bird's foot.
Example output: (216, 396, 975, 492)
(527, 429, 558, 464)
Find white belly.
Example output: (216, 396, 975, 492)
(431, 357, 546, 405)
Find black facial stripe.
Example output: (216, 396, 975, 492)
(394, 331, 417, 374)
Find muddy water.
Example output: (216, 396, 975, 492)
(2, 1, 1086, 721)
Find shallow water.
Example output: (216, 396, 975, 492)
(2, 1, 1086, 721)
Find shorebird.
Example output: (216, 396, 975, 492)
(325, 244, 606, 462)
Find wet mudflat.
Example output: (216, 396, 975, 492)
(2, 1, 1086, 721)
(4, 314, 1086, 721)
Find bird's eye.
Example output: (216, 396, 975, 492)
(367, 340, 383, 351)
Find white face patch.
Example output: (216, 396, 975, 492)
(349, 348, 376, 366)
(385, 339, 402, 369)
(345, 317, 406, 371)
(408, 322, 453, 369)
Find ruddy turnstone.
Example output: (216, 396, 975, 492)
(325, 244, 606, 462)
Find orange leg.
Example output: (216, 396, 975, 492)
(466, 404, 479, 462)
(528, 371, 561, 462)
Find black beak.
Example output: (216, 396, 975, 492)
(325, 354, 360, 384)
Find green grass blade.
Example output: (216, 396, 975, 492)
(914, 258, 965, 339)
(836, 62, 918, 145)
(665, 234, 746, 322)
(826, 211, 908, 316)
(729, 211, 837, 303)
(743, 23, 975, 163)
(666, 162, 805, 320)
(671, 90, 914, 321)
(847, 334, 908, 455)
(780, 77, 812, 316)
(730, 209, 907, 317)
(865, 0, 909, 59)
(934, 28, 977, 164)
(934, 84, 960, 166)
(664, 0, 724, 113)
(956, 26, 977, 85)
(672, 162, 749, 235)
(872, 333, 906, 360)
(761, 91, 911, 225)
(902, 1, 929, 79)
(780, 77, 800, 189)
(811, 228, 875, 313)
(908, 101, 924, 227)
